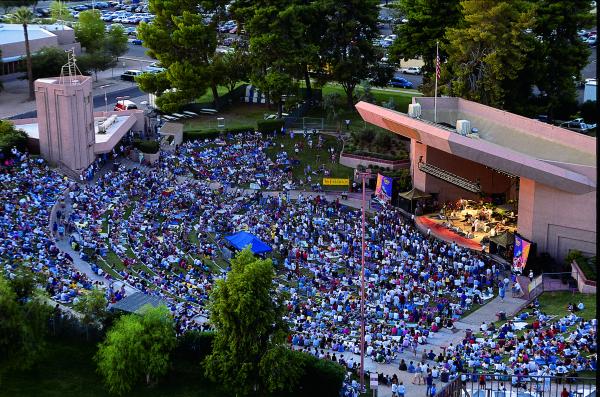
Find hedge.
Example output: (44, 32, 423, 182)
(345, 149, 408, 161)
(183, 125, 255, 142)
(256, 119, 285, 134)
(133, 139, 160, 154)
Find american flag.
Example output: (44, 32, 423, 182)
(435, 46, 441, 80)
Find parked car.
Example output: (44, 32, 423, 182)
(120, 70, 143, 81)
(130, 38, 143, 45)
(586, 35, 597, 46)
(400, 66, 422, 75)
(389, 77, 414, 89)
(145, 62, 165, 73)
(561, 118, 597, 131)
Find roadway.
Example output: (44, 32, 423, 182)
(9, 85, 144, 119)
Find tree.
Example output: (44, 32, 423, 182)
(104, 25, 129, 58)
(580, 100, 597, 124)
(73, 288, 108, 340)
(368, 61, 395, 88)
(78, 51, 118, 82)
(49, 0, 72, 22)
(74, 10, 105, 52)
(529, 0, 594, 119)
(319, 0, 380, 108)
(389, 0, 462, 94)
(137, 0, 223, 111)
(0, 120, 29, 156)
(10, 7, 35, 100)
(75, 19, 128, 81)
(204, 248, 293, 396)
(444, 0, 535, 108)
(95, 305, 177, 395)
(219, 48, 250, 93)
(0, 274, 51, 381)
(24, 46, 68, 81)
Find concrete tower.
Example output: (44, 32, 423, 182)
(34, 50, 95, 174)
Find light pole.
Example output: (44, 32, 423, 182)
(355, 170, 371, 392)
(99, 84, 111, 115)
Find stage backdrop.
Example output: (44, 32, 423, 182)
(513, 234, 532, 273)
(375, 173, 393, 202)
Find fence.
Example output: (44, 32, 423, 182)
(528, 272, 579, 300)
(438, 373, 596, 397)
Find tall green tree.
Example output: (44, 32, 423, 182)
(0, 274, 51, 381)
(204, 248, 293, 396)
(137, 0, 225, 111)
(74, 288, 108, 340)
(74, 9, 105, 52)
(10, 7, 35, 100)
(389, 0, 462, 94)
(95, 305, 177, 395)
(530, 0, 594, 119)
(444, 0, 535, 108)
(219, 48, 250, 93)
(319, 0, 380, 108)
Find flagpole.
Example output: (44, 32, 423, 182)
(434, 41, 439, 124)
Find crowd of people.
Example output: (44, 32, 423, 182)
(0, 150, 123, 305)
(1, 129, 596, 393)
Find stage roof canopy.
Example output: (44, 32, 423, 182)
(355, 99, 596, 194)
(225, 231, 272, 254)
(399, 188, 432, 201)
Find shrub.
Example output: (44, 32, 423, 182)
(374, 130, 393, 148)
(133, 139, 159, 154)
(173, 330, 215, 361)
(282, 350, 346, 397)
(256, 119, 285, 134)
(0, 121, 28, 157)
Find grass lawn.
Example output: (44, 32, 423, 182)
(318, 82, 420, 113)
(0, 337, 224, 397)
(264, 133, 354, 189)
(184, 104, 269, 132)
(195, 83, 247, 105)
(535, 291, 596, 321)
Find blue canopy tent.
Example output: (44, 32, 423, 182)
(225, 231, 272, 254)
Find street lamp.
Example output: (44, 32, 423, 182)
(355, 170, 371, 392)
(99, 84, 111, 115)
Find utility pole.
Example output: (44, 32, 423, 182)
(356, 170, 371, 392)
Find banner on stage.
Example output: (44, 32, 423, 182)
(323, 177, 349, 186)
(375, 173, 393, 202)
(513, 234, 531, 272)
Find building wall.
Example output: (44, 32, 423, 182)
(411, 144, 513, 203)
(35, 76, 95, 173)
(518, 178, 596, 262)
(0, 36, 58, 59)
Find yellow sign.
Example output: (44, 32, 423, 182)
(323, 178, 349, 186)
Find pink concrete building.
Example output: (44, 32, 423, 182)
(11, 76, 146, 175)
(356, 98, 596, 262)
(34, 75, 96, 172)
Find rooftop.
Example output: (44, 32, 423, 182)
(356, 99, 596, 194)
(0, 23, 71, 46)
(413, 97, 596, 167)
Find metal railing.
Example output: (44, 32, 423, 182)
(438, 373, 596, 397)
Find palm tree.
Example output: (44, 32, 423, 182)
(11, 7, 36, 100)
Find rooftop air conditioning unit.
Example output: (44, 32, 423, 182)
(408, 103, 421, 118)
(456, 119, 470, 136)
